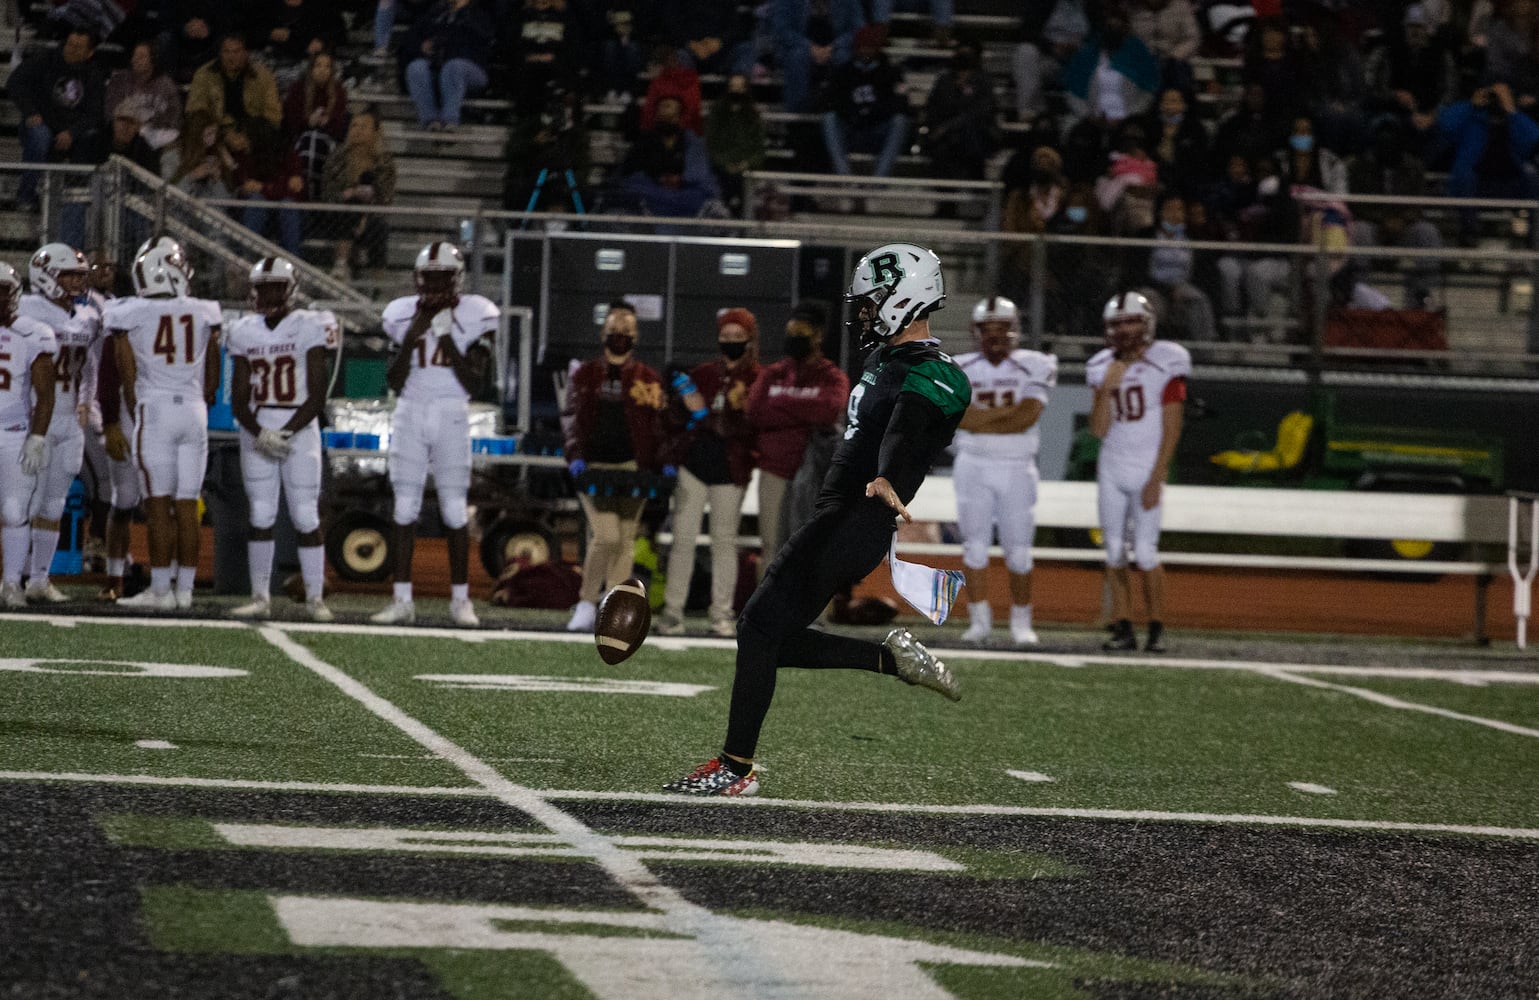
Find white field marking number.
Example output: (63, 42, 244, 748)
(135, 740, 178, 750)
(0, 659, 248, 679)
(1287, 782, 1338, 795)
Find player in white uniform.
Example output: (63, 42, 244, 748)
(17, 243, 100, 603)
(80, 248, 140, 596)
(952, 296, 1057, 646)
(370, 241, 498, 628)
(227, 257, 339, 622)
(0, 262, 58, 608)
(106, 242, 223, 611)
(1086, 292, 1190, 653)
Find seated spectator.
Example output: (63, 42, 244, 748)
(1128, 0, 1200, 94)
(619, 95, 722, 218)
(1013, 0, 1090, 123)
(322, 107, 396, 280)
(1242, 19, 1304, 123)
(106, 104, 162, 174)
(252, 0, 346, 75)
(1214, 160, 1300, 333)
(1094, 127, 1159, 234)
(155, 2, 227, 85)
(999, 144, 1067, 305)
(106, 41, 182, 159)
(1275, 114, 1347, 193)
(1139, 86, 1210, 198)
(705, 73, 767, 213)
(1347, 117, 1441, 307)
(403, 0, 494, 130)
(595, 3, 648, 103)
(373, 0, 436, 58)
(284, 50, 347, 209)
(923, 40, 999, 182)
(1044, 183, 1112, 344)
(185, 32, 283, 131)
(1482, 1, 1539, 100)
(37, 0, 126, 43)
(226, 119, 306, 255)
(641, 44, 704, 135)
(771, 0, 865, 115)
(171, 112, 235, 199)
(1365, 4, 1459, 130)
(871, 0, 956, 48)
(820, 25, 909, 179)
(1142, 195, 1217, 341)
(1061, 7, 1160, 133)
(499, 0, 585, 112)
(7, 28, 105, 211)
(1211, 83, 1287, 176)
(1434, 81, 1539, 243)
(1294, 15, 1367, 155)
(666, 0, 756, 77)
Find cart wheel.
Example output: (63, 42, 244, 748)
(327, 510, 395, 582)
(480, 519, 556, 577)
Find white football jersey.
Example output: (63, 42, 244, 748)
(226, 309, 340, 410)
(0, 317, 59, 431)
(19, 294, 101, 425)
(381, 293, 499, 405)
(953, 348, 1057, 461)
(103, 295, 223, 399)
(1086, 339, 1192, 471)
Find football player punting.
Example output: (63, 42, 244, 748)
(370, 241, 498, 628)
(106, 241, 222, 611)
(953, 296, 1056, 646)
(227, 257, 339, 622)
(665, 243, 969, 797)
(1087, 292, 1190, 653)
(0, 263, 58, 608)
(17, 243, 101, 603)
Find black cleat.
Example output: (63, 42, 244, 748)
(1144, 621, 1166, 653)
(1101, 619, 1137, 652)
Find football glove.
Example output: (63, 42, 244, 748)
(20, 434, 46, 475)
(104, 423, 129, 461)
(256, 428, 293, 459)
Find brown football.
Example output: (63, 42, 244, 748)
(595, 577, 651, 664)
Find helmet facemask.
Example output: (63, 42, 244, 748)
(252, 279, 293, 319)
(416, 268, 460, 312)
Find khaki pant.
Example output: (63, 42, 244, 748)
(756, 471, 790, 581)
(576, 461, 646, 604)
(665, 467, 746, 623)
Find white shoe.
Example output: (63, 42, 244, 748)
(24, 580, 69, 604)
(306, 599, 335, 623)
(565, 599, 596, 632)
(118, 589, 176, 611)
(175, 590, 193, 610)
(709, 617, 736, 638)
(0, 581, 25, 608)
(230, 597, 271, 619)
(450, 599, 480, 627)
(370, 599, 415, 625)
(960, 620, 991, 644)
(1011, 626, 1040, 646)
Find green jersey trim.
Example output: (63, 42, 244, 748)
(900, 359, 971, 417)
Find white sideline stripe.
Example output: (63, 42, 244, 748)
(962, 650, 1539, 686)
(253, 627, 785, 985)
(1262, 669, 1539, 740)
(5, 769, 1538, 841)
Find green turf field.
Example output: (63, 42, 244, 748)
(3, 612, 1537, 998)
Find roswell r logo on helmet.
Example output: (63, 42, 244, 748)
(844, 242, 945, 350)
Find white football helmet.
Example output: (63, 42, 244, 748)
(844, 242, 945, 348)
(414, 240, 465, 309)
(132, 241, 194, 298)
(248, 256, 298, 317)
(1103, 291, 1156, 354)
(29, 242, 89, 300)
(0, 262, 20, 324)
(971, 296, 1020, 341)
(136, 235, 184, 259)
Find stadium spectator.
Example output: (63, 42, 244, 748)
(251, 0, 346, 72)
(105, 104, 162, 174)
(1365, 4, 1459, 129)
(322, 107, 396, 281)
(1211, 82, 1287, 177)
(226, 119, 306, 255)
(1242, 19, 1305, 122)
(770, 0, 866, 115)
(1142, 196, 1217, 341)
(498, 0, 586, 111)
(870, 0, 955, 48)
(657, 308, 761, 637)
(1061, 7, 1160, 132)
(1435, 81, 1539, 244)
(666, 0, 756, 77)
(594, 3, 648, 102)
(1347, 116, 1442, 308)
(1294, 15, 1368, 154)
(8, 28, 106, 212)
(619, 95, 721, 218)
(282, 50, 349, 142)
(403, 0, 494, 131)
(1094, 127, 1160, 235)
(1127, 0, 1201, 93)
(1044, 184, 1113, 343)
(560, 301, 668, 633)
(154, 1, 227, 85)
(1214, 160, 1300, 332)
(105, 41, 182, 161)
(373, 0, 436, 58)
(1481, 0, 1539, 100)
(36, 0, 126, 43)
(999, 144, 1068, 306)
(746, 301, 847, 576)
(185, 32, 283, 131)
(1013, 0, 1090, 123)
(1139, 86, 1210, 197)
(923, 41, 999, 183)
(705, 73, 767, 213)
(820, 25, 909, 180)
(641, 44, 704, 135)
(171, 113, 235, 200)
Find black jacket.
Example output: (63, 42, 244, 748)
(8, 49, 106, 159)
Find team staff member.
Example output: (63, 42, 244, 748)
(666, 243, 969, 797)
(0, 263, 57, 608)
(1087, 291, 1190, 653)
(561, 301, 667, 633)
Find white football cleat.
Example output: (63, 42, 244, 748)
(118, 589, 176, 611)
(565, 599, 596, 632)
(305, 599, 335, 623)
(960, 619, 991, 644)
(449, 599, 480, 628)
(0, 581, 25, 608)
(230, 597, 271, 619)
(1011, 626, 1040, 646)
(24, 580, 69, 604)
(370, 599, 415, 625)
(175, 590, 193, 610)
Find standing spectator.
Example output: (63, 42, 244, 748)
(771, 0, 866, 115)
(560, 301, 668, 633)
(1061, 8, 1161, 133)
(403, 0, 494, 131)
(1435, 81, 1539, 243)
(595, 3, 648, 102)
(1014, 0, 1090, 123)
(658, 308, 761, 637)
(1088, 291, 1190, 653)
(620, 95, 722, 218)
(322, 108, 396, 281)
(1365, 4, 1459, 130)
(185, 32, 282, 131)
(8, 28, 106, 212)
(746, 302, 848, 575)
(1128, 0, 1201, 94)
(226, 119, 307, 255)
(1142, 196, 1217, 341)
(641, 44, 704, 135)
(923, 41, 999, 182)
(251, 0, 346, 72)
(706, 73, 766, 213)
(155, 1, 227, 84)
(666, 0, 755, 76)
(499, 0, 585, 111)
(821, 25, 909, 179)
(105, 41, 183, 160)
(1139, 86, 1210, 197)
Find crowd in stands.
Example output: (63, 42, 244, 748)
(12, 1, 1539, 344)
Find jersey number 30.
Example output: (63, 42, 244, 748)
(249, 356, 298, 404)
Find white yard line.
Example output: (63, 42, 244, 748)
(0, 770, 492, 796)
(1261, 668, 1539, 740)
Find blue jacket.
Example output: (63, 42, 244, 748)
(1435, 100, 1539, 177)
(771, 0, 866, 66)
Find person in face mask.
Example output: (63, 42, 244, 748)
(561, 300, 668, 632)
(820, 24, 910, 179)
(656, 308, 763, 636)
(1277, 113, 1345, 192)
(705, 73, 766, 213)
(1140, 86, 1211, 197)
(746, 302, 850, 576)
(1144, 196, 1217, 341)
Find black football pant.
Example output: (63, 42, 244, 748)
(723, 497, 896, 760)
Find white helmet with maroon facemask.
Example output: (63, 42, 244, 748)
(414, 241, 465, 312)
(0, 262, 20, 326)
(1103, 291, 1156, 356)
(248, 256, 298, 319)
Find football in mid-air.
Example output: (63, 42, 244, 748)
(595, 577, 651, 664)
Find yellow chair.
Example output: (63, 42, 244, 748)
(1209, 411, 1315, 474)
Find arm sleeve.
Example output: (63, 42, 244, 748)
(875, 393, 949, 493)
(97, 335, 121, 417)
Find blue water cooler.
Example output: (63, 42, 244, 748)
(49, 478, 87, 576)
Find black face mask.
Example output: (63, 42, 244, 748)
(719, 341, 748, 361)
(604, 333, 635, 356)
(783, 336, 813, 361)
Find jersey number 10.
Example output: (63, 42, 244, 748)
(153, 314, 198, 365)
(1109, 384, 1146, 422)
